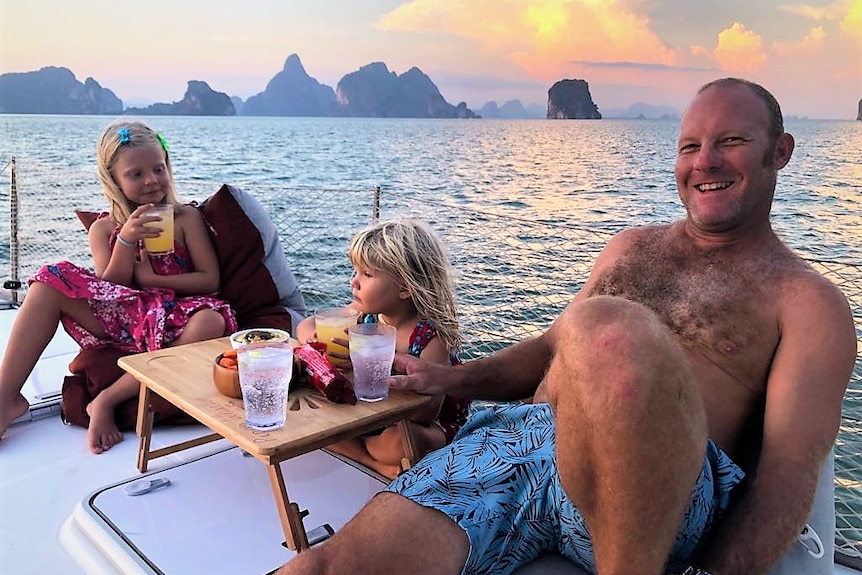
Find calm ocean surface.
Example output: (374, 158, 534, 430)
(2, 114, 861, 263)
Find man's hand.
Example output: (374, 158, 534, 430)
(388, 353, 454, 396)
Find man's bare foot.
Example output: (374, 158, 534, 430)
(0, 393, 30, 439)
(85, 397, 123, 454)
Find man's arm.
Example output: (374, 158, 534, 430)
(390, 332, 553, 401)
(698, 276, 856, 575)
(389, 228, 640, 402)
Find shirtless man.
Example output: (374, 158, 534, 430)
(278, 78, 856, 575)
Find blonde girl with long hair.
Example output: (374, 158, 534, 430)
(298, 218, 467, 478)
(0, 119, 236, 454)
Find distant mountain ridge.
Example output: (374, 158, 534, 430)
(0, 66, 122, 114)
(0, 56, 477, 119)
(478, 100, 544, 119)
(0, 57, 689, 120)
(335, 61, 476, 118)
(242, 54, 335, 116)
(125, 80, 235, 116)
(601, 102, 680, 119)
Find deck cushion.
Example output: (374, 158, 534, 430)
(199, 183, 306, 332)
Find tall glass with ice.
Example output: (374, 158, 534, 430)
(348, 323, 396, 402)
(237, 343, 293, 430)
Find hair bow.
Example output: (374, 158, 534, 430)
(117, 127, 131, 144)
(156, 133, 170, 151)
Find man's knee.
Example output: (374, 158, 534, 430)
(547, 296, 693, 410)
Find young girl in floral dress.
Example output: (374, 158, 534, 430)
(298, 218, 467, 478)
(0, 119, 236, 453)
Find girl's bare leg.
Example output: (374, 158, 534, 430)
(170, 309, 227, 346)
(327, 438, 402, 479)
(0, 283, 105, 439)
(84, 309, 226, 453)
(86, 371, 139, 453)
(329, 423, 446, 479)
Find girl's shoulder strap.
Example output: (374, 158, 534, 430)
(407, 320, 437, 358)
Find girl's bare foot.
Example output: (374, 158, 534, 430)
(85, 396, 123, 454)
(0, 393, 30, 439)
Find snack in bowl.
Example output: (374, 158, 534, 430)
(213, 349, 242, 398)
(229, 328, 291, 350)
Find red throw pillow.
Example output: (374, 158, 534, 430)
(199, 184, 301, 331)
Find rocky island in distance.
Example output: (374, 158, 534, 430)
(1, 54, 680, 120)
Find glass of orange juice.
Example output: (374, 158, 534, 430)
(314, 307, 360, 367)
(143, 205, 174, 254)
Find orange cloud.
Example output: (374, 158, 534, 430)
(772, 25, 827, 55)
(713, 22, 767, 73)
(840, 0, 862, 39)
(780, 0, 861, 40)
(377, 0, 676, 81)
(779, 1, 848, 20)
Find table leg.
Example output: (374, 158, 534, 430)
(266, 462, 310, 552)
(397, 419, 419, 473)
(136, 384, 155, 473)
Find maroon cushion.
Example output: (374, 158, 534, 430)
(199, 184, 293, 331)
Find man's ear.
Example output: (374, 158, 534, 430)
(774, 132, 795, 170)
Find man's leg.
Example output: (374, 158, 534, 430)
(276, 492, 469, 575)
(540, 295, 708, 575)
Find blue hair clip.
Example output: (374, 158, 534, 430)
(156, 133, 170, 151)
(117, 127, 131, 144)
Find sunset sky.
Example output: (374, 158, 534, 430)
(1, 0, 860, 119)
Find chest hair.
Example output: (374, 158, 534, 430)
(588, 233, 778, 358)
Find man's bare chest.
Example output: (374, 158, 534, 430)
(587, 249, 776, 373)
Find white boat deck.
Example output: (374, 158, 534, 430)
(1, 306, 859, 575)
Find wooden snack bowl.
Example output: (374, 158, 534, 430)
(213, 353, 242, 399)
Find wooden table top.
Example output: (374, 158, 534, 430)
(119, 338, 432, 461)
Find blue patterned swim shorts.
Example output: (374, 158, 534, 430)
(385, 403, 744, 575)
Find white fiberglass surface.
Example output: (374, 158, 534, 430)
(81, 448, 385, 575)
(0, 413, 234, 575)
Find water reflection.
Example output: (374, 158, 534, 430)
(1, 115, 859, 262)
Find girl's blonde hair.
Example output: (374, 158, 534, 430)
(95, 119, 180, 226)
(349, 219, 461, 353)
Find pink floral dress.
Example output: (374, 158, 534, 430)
(31, 222, 237, 353)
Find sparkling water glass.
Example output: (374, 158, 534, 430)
(237, 343, 293, 430)
(348, 323, 397, 402)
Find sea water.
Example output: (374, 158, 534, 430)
(1, 115, 860, 262)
